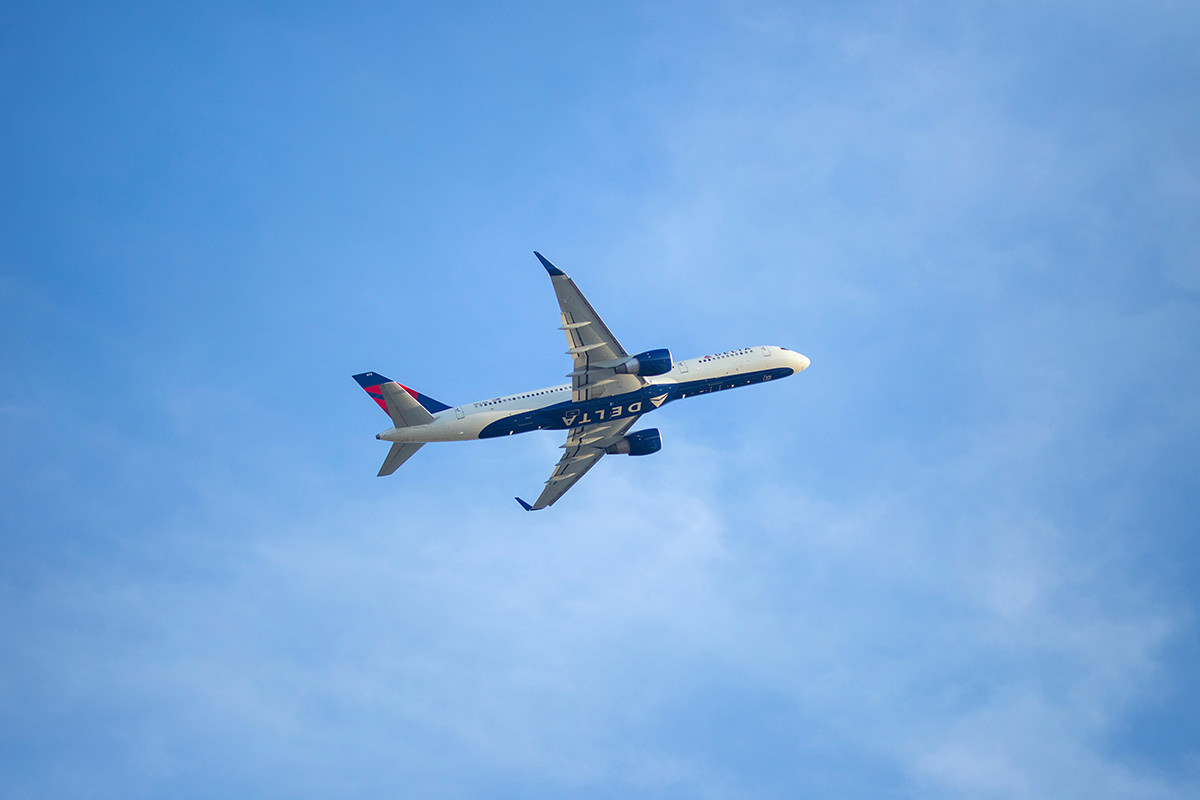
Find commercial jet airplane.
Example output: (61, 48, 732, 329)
(354, 252, 810, 510)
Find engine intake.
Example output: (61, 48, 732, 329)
(605, 428, 662, 456)
(613, 348, 672, 377)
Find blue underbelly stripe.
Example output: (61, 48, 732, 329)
(477, 367, 793, 439)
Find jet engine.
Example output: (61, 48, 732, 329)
(605, 428, 662, 456)
(612, 348, 673, 377)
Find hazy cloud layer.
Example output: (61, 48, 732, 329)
(2, 1, 1198, 798)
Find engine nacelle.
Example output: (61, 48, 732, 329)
(605, 428, 662, 456)
(612, 348, 673, 377)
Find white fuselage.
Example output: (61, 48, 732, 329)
(377, 345, 810, 443)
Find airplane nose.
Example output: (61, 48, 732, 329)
(794, 352, 811, 372)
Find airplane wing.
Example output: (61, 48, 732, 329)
(516, 415, 641, 511)
(536, 252, 645, 402)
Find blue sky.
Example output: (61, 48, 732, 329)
(2, 1, 1199, 797)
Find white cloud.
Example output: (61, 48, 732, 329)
(5, 2, 1198, 798)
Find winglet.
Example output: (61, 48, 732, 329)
(515, 497, 535, 512)
(534, 251, 565, 276)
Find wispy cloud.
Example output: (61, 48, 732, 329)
(2, 2, 1198, 798)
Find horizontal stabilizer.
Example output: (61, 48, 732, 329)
(379, 442, 424, 476)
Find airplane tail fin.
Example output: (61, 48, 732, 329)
(353, 372, 452, 428)
(354, 372, 446, 477)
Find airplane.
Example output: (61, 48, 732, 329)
(353, 252, 810, 510)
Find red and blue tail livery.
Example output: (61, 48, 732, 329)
(353, 372, 451, 415)
(352, 253, 810, 510)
